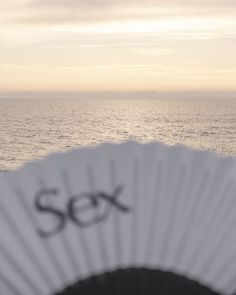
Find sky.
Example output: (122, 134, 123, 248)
(0, 0, 236, 92)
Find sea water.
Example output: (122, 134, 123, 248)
(0, 96, 236, 171)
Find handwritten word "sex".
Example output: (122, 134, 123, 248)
(35, 185, 130, 238)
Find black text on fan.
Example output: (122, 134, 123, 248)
(35, 185, 130, 238)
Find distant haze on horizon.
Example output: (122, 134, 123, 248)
(1, 0, 236, 92)
(1, 91, 236, 101)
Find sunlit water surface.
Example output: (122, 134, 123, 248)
(0, 97, 236, 171)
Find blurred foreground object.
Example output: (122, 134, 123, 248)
(0, 141, 236, 295)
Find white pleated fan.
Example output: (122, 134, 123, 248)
(0, 141, 236, 295)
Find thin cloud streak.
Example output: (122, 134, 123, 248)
(1, 0, 236, 25)
(1, 63, 236, 76)
(58, 17, 236, 34)
(25, 0, 236, 9)
(3, 15, 235, 49)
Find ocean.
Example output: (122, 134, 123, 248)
(0, 96, 236, 171)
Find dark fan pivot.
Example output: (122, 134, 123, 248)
(56, 268, 221, 295)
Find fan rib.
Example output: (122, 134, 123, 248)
(0, 271, 24, 295)
(161, 164, 187, 265)
(15, 187, 67, 283)
(0, 195, 53, 290)
(169, 153, 198, 267)
(191, 181, 235, 277)
(62, 169, 88, 274)
(145, 160, 163, 263)
(131, 157, 140, 264)
(87, 164, 109, 269)
(175, 169, 210, 268)
(62, 169, 94, 273)
(0, 241, 41, 294)
(39, 177, 80, 279)
(186, 162, 230, 273)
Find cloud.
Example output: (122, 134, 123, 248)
(25, 0, 236, 8)
(1, 0, 236, 25)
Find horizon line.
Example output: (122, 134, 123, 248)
(0, 90, 236, 99)
(1, 90, 236, 93)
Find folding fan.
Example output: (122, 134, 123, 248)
(0, 141, 236, 295)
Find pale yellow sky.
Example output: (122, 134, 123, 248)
(0, 0, 236, 92)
